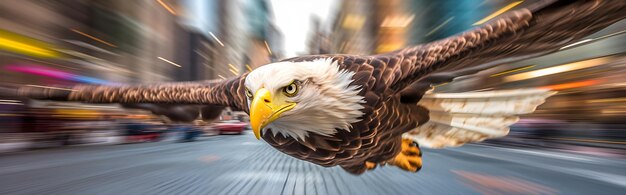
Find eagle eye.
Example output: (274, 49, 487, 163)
(245, 88, 253, 99)
(283, 81, 299, 97)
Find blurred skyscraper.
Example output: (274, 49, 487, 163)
(212, 0, 283, 77)
(329, 0, 377, 55)
(307, 17, 331, 55)
(0, 0, 283, 84)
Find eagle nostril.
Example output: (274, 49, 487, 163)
(264, 98, 270, 103)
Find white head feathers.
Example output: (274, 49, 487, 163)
(245, 58, 365, 140)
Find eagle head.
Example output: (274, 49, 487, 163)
(244, 58, 365, 141)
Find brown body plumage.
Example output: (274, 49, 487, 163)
(12, 0, 626, 174)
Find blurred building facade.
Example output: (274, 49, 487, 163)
(306, 17, 331, 55)
(329, 0, 377, 55)
(324, 0, 502, 55)
(213, 0, 283, 77)
(0, 0, 282, 85)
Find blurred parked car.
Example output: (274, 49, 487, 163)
(123, 122, 164, 143)
(211, 120, 248, 135)
(176, 125, 204, 142)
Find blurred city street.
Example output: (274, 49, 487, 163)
(1, 131, 625, 195)
(0, 0, 626, 194)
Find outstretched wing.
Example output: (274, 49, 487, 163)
(393, 0, 626, 92)
(285, 0, 626, 100)
(14, 76, 249, 113)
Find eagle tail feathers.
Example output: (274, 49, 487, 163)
(403, 88, 555, 148)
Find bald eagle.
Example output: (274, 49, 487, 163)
(9, 0, 626, 174)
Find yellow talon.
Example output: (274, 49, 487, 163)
(365, 161, 377, 170)
(389, 138, 423, 172)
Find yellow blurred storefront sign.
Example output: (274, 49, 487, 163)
(53, 109, 101, 119)
(0, 29, 60, 58)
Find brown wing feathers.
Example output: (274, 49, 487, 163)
(16, 76, 249, 112)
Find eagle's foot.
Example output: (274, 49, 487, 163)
(389, 138, 422, 172)
(365, 161, 377, 170)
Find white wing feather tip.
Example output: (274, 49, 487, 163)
(405, 88, 555, 148)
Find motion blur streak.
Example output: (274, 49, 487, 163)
(157, 0, 177, 15)
(157, 57, 182, 67)
(538, 79, 601, 90)
(425, 17, 454, 37)
(0, 101, 23, 105)
(209, 32, 225, 47)
(6, 65, 111, 84)
(560, 29, 626, 50)
(228, 63, 239, 72)
(0, 100, 21, 103)
(473, 1, 524, 25)
(0, 30, 58, 58)
(264, 41, 272, 55)
(0, 0, 625, 194)
(548, 137, 626, 145)
(70, 29, 117, 48)
(587, 97, 626, 103)
(489, 65, 536, 77)
(24, 85, 77, 92)
(504, 56, 612, 82)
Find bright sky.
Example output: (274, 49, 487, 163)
(269, 0, 338, 58)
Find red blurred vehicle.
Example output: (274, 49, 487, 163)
(211, 120, 248, 135)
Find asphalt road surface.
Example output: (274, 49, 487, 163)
(1, 131, 625, 195)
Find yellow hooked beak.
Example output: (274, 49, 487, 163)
(249, 88, 296, 140)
